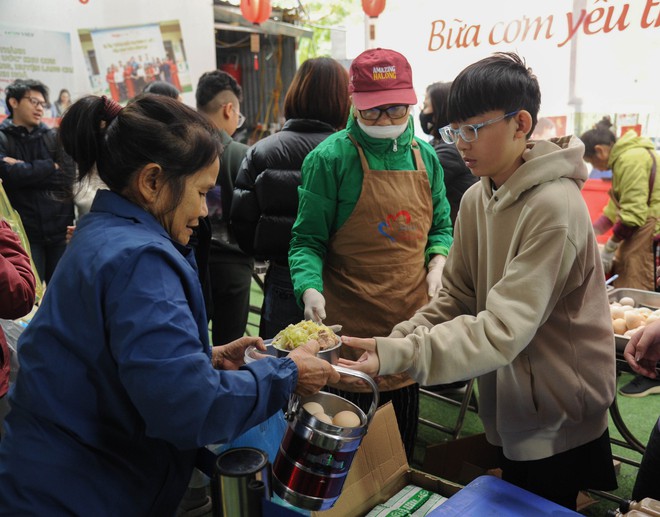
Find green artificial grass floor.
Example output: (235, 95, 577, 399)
(245, 278, 660, 516)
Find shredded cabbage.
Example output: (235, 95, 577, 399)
(272, 320, 338, 351)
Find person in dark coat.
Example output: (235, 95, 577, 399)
(420, 81, 478, 226)
(231, 57, 351, 338)
(196, 70, 253, 345)
(419, 81, 478, 394)
(0, 79, 75, 284)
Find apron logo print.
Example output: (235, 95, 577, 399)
(378, 210, 422, 242)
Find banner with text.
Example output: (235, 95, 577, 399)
(80, 21, 191, 102)
(0, 24, 74, 119)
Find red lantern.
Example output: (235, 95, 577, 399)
(240, 0, 272, 25)
(362, 0, 386, 18)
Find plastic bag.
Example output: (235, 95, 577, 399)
(211, 409, 287, 463)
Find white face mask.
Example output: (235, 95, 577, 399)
(357, 119, 407, 140)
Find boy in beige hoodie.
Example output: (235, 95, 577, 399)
(340, 52, 617, 510)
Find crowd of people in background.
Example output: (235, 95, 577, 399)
(0, 46, 660, 516)
(105, 54, 182, 103)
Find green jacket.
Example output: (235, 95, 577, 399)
(603, 130, 660, 233)
(289, 113, 453, 303)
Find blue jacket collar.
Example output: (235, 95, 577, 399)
(90, 189, 190, 255)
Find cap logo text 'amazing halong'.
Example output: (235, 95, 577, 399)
(372, 65, 396, 80)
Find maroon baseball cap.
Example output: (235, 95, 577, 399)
(349, 48, 417, 110)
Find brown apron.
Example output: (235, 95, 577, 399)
(324, 136, 433, 392)
(612, 217, 658, 290)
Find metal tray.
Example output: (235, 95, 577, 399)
(608, 288, 660, 351)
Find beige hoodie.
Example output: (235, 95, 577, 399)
(377, 135, 616, 461)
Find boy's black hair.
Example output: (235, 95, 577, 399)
(447, 52, 541, 137)
(195, 70, 242, 113)
(5, 79, 49, 117)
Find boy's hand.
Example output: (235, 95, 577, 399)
(337, 336, 380, 378)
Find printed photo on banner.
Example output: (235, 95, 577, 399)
(78, 20, 191, 103)
(0, 24, 74, 125)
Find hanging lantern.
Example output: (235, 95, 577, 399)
(362, 0, 386, 18)
(240, 0, 272, 25)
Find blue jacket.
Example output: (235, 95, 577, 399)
(0, 190, 297, 516)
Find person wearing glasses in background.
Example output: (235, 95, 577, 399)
(195, 70, 253, 348)
(340, 52, 617, 510)
(288, 48, 454, 460)
(0, 79, 75, 284)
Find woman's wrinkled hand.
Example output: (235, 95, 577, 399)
(212, 336, 266, 370)
(288, 339, 340, 397)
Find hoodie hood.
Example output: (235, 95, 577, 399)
(483, 135, 588, 212)
(609, 129, 656, 169)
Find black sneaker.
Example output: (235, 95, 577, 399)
(619, 375, 660, 398)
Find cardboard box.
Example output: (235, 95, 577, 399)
(422, 432, 500, 486)
(421, 433, 596, 512)
(265, 402, 462, 517)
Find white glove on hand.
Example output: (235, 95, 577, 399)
(302, 288, 326, 322)
(426, 254, 446, 297)
(600, 238, 620, 274)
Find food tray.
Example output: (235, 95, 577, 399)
(608, 288, 660, 352)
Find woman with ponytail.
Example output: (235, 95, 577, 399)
(0, 95, 339, 516)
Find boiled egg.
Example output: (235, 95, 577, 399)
(332, 410, 361, 428)
(303, 402, 324, 416)
(314, 412, 334, 424)
(619, 296, 636, 307)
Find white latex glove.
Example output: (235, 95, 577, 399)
(600, 238, 620, 274)
(426, 254, 446, 297)
(302, 288, 326, 322)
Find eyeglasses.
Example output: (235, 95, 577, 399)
(222, 103, 245, 128)
(358, 104, 409, 121)
(23, 96, 49, 110)
(439, 110, 520, 144)
(235, 109, 246, 129)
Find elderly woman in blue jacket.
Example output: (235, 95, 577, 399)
(0, 94, 338, 516)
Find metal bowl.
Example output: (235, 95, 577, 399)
(272, 339, 342, 365)
(243, 339, 342, 365)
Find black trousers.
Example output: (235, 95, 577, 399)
(498, 429, 617, 510)
(325, 384, 419, 461)
(208, 258, 254, 345)
(633, 417, 660, 501)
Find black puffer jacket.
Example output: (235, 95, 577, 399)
(0, 119, 75, 244)
(231, 119, 335, 264)
(430, 137, 477, 225)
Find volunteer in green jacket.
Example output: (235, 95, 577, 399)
(289, 48, 453, 459)
(582, 118, 660, 399)
(582, 119, 660, 292)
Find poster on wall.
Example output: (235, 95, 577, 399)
(78, 20, 191, 103)
(0, 24, 74, 124)
(530, 115, 568, 140)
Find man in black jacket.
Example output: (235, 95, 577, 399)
(196, 70, 253, 345)
(0, 79, 75, 284)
